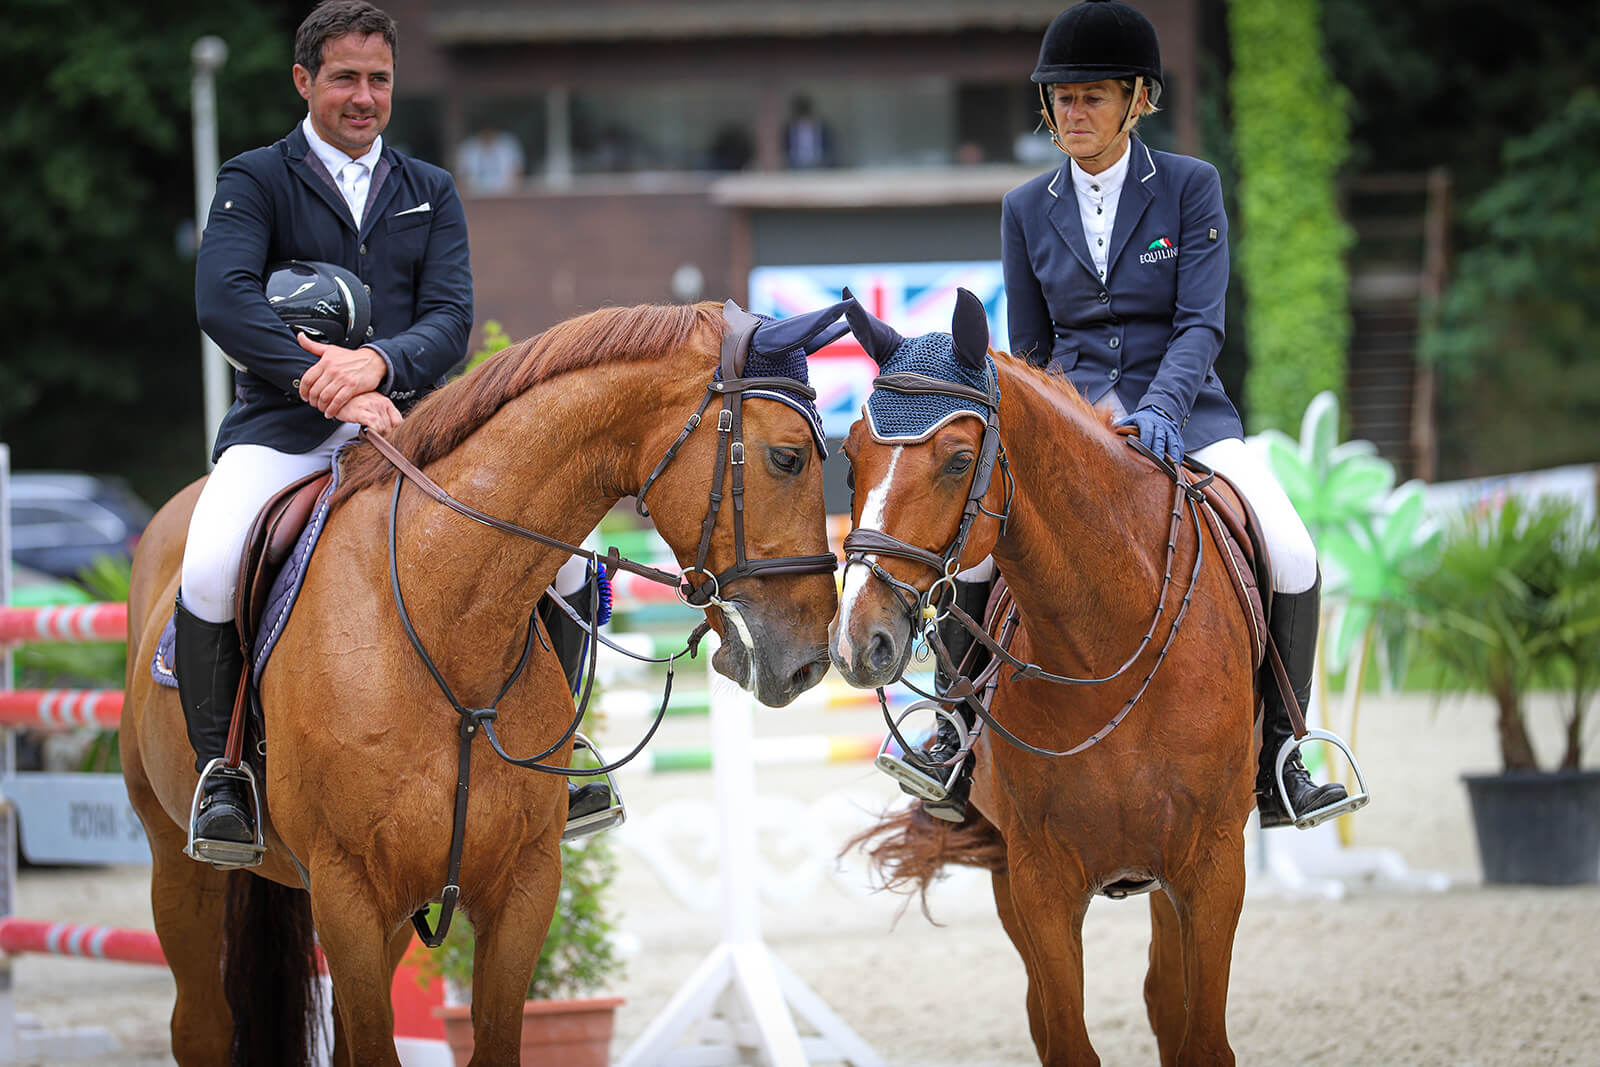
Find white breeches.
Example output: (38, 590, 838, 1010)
(954, 435, 1318, 595)
(1190, 436, 1318, 594)
(180, 424, 359, 624)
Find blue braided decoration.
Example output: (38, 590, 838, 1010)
(595, 568, 613, 626)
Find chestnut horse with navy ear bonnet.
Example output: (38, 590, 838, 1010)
(834, 289, 1258, 1065)
(123, 300, 844, 1066)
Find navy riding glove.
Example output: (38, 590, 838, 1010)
(1118, 405, 1184, 467)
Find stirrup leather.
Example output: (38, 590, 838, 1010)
(875, 702, 973, 803)
(185, 759, 267, 869)
(1271, 729, 1371, 829)
(562, 732, 627, 841)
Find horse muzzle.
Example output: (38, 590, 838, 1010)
(710, 599, 831, 707)
(828, 605, 914, 690)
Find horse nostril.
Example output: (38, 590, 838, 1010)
(865, 626, 897, 673)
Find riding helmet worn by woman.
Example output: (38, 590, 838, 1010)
(911, 0, 1359, 830)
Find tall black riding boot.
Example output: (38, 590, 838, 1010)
(173, 597, 254, 844)
(1257, 573, 1348, 828)
(915, 577, 994, 822)
(540, 581, 612, 822)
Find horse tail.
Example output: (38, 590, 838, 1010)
(223, 871, 323, 1067)
(842, 802, 1008, 920)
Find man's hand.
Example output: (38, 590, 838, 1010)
(296, 333, 386, 417)
(332, 391, 403, 434)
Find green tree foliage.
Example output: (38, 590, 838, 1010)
(1226, 0, 1352, 434)
(1420, 90, 1600, 476)
(0, 0, 302, 502)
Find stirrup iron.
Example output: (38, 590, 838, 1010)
(563, 732, 627, 841)
(874, 702, 972, 803)
(1273, 729, 1371, 829)
(185, 759, 267, 869)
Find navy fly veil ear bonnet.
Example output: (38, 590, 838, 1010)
(719, 298, 851, 456)
(843, 287, 997, 443)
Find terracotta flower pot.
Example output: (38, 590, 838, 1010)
(436, 995, 625, 1067)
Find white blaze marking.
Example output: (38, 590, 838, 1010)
(836, 447, 902, 662)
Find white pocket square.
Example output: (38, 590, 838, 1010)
(394, 202, 432, 217)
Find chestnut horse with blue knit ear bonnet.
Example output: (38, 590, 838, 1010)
(833, 289, 1257, 1065)
(122, 299, 848, 1066)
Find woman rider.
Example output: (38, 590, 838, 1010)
(907, 0, 1357, 831)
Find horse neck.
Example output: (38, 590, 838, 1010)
(399, 357, 709, 629)
(989, 361, 1176, 669)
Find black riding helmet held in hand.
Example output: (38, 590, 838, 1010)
(264, 260, 372, 348)
(1032, 0, 1164, 103)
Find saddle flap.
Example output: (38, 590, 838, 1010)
(235, 471, 333, 642)
(1189, 468, 1270, 671)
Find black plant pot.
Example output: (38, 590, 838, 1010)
(1462, 770, 1600, 885)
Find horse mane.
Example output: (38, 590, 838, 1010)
(331, 301, 727, 507)
(992, 349, 1118, 434)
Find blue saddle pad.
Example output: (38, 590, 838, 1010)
(151, 465, 341, 689)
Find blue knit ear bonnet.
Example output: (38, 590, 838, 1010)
(843, 287, 997, 444)
(719, 299, 851, 455)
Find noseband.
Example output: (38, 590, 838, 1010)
(636, 304, 840, 609)
(840, 366, 1012, 625)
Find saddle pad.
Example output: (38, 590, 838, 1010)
(150, 461, 343, 689)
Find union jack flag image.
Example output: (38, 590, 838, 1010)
(748, 261, 1008, 439)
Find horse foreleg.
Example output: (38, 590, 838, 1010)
(1006, 857, 1097, 1067)
(328, 925, 416, 1067)
(991, 869, 1047, 1056)
(465, 868, 562, 1066)
(1145, 888, 1188, 1065)
(1165, 849, 1246, 1064)
(308, 875, 404, 1067)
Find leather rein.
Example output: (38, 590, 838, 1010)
(842, 368, 1211, 762)
(367, 308, 839, 946)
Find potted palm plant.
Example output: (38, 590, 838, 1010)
(414, 830, 627, 1066)
(1406, 493, 1600, 884)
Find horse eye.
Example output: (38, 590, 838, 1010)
(945, 454, 974, 476)
(846, 469, 855, 491)
(768, 447, 803, 475)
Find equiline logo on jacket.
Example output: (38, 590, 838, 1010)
(1140, 237, 1178, 265)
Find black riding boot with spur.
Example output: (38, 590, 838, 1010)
(913, 576, 993, 823)
(1256, 573, 1349, 828)
(541, 581, 613, 825)
(173, 597, 255, 847)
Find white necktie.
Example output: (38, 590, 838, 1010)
(339, 162, 367, 226)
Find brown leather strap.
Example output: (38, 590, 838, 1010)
(363, 428, 680, 587)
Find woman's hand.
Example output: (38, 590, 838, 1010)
(332, 391, 403, 434)
(1117, 405, 1184, 467)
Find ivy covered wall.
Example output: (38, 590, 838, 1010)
(1227, 0, 1352, 433)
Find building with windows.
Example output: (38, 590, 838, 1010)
(381, 0, 1202, 339)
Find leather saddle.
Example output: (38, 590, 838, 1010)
(220, 470, 333, 764)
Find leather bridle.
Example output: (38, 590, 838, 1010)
(636, 302, 840, 609)
(839, 366, 1013, 625)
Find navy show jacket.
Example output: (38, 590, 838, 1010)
(1001, 136, 1242, 450)
(196, 123, 472, 460)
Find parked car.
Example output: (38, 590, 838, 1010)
(7, 471, 153, 580)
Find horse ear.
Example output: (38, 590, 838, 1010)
(951, 288, 989, 371)
(722, 298, 758, 377)
(841, 286, 903, 366)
